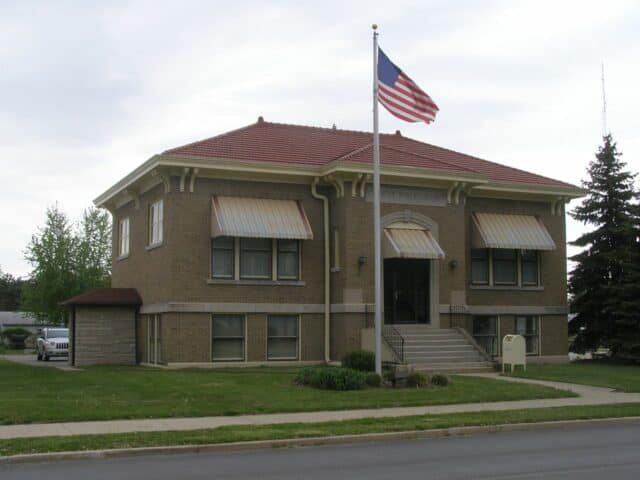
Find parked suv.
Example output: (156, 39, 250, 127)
(36, 328, 69, 361)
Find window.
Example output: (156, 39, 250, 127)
(471, 249, 489, 285)
(211, 238, 302, 281)
(473, 316, 498, 355)
(118, 218, 130, 257)
(212, 315, 244, 361)
(211, 237, 235, 278)
(147, 314, 161, 364)
(521, 250, 539, 286)
(240, 238, 272, 279)
(492, 249, 517, 285)
(267, 315, 298, 360)
(516, 316, 539, 355)
(277, 240, 299, 280)
(149, 199, 163, 245)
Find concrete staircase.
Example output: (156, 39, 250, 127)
(391, 326, 496, 373)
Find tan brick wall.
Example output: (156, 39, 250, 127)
(246, 314, 267, 361)
(110, 176, 569, 365)
(73, 306, 136, 366)
(161, 312, 211, 363)
(330, 313, 365, 361)
(301, 314, 324, 361)
(541, 315, 568, 356)
(111, 183, 173, 304)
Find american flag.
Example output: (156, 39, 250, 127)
(377, 48, 438, 124)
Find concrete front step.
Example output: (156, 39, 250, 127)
(403, 345, 476, 352)
(387, 326, 496, 374)
(413, 365, 496, 374)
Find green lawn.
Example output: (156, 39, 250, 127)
(3, 403, 640, 457)
(511, 362, 640, 392)
(0, 360, 574, 425)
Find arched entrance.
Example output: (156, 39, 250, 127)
(381, 211, 444, 328)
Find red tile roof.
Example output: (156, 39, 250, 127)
(164, 118, 576, 188)
(62, 288, 142, 307)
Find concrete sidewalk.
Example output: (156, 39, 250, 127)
(2, 374, 640, 440)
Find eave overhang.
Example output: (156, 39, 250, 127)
(94, 153, 586, 210)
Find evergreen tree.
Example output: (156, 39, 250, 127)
(569, 135, 640, 360)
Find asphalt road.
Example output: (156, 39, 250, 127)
(3, 422, 640, 479)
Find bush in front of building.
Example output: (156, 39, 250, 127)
(430, 373, 450, 387)
(0, 327, 31, 349)
(406, 371, 428, 388)
(341, 350, 375, 372)
(295, 367, 367, 391)
(365, 372, 382, 387)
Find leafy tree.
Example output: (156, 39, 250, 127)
(569, 135, 640, 360)
(0, 267, 24, 311)
(21, 205, 112, 325)
(76, 207, 112, 292)
(22, 206, 78, 324)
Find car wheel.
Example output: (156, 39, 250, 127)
(36, 350, 42, 361)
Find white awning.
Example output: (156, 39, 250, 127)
(472, 213, 556, 251)
(211, 196, 313, 240)
(383, 226, 445, 259)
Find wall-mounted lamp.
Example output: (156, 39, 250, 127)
(448, 259, 458, 270)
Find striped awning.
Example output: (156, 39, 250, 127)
(472, 213, 556, 251)
(211, 196, 313, 240)
(383, 226, 445, 259)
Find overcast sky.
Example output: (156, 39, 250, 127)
(1, 0, 639, 277)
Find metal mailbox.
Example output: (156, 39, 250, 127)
(502, 334, 526, 373)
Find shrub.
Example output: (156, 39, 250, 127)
(341, 350, 375, 372)
(365, 372, 382, 387)
(407, 371, 428, 388)
(430, 373, 449, 387)
(1, 327, 31, 349)
(295, 367, 366, 391)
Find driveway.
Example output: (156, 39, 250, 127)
(0, 354, 76, 371)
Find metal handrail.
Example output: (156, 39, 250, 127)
(382, 325, 405, 363)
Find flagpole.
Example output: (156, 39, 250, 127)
(372, 24, 382, 376)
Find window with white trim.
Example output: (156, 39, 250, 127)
(471, 249, 540, 287)
(516, 316, 539, 355)
(521, 250, 539, 286)
(472, 316, 498, 356)
(118, 217, 130, 257)
(212, 315, 245, 361)
(210, 238, 301, 281)
(240, 238, 272, 279)
(211, 237, 235, 279)
(148, 199, 163, 246)
(493, 249, 517, 285)
(277, 240, 299, 280)
(267, 315, 298, 360)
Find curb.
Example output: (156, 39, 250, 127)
(2, 416, 640, 465)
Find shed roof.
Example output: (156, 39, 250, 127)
(62, 288, 142, 306)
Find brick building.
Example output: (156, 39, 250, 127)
(80, 118, 583, 370)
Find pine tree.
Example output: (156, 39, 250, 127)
(569, 135, 640, 360)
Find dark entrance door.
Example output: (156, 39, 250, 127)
(384, 258, 430, 324)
